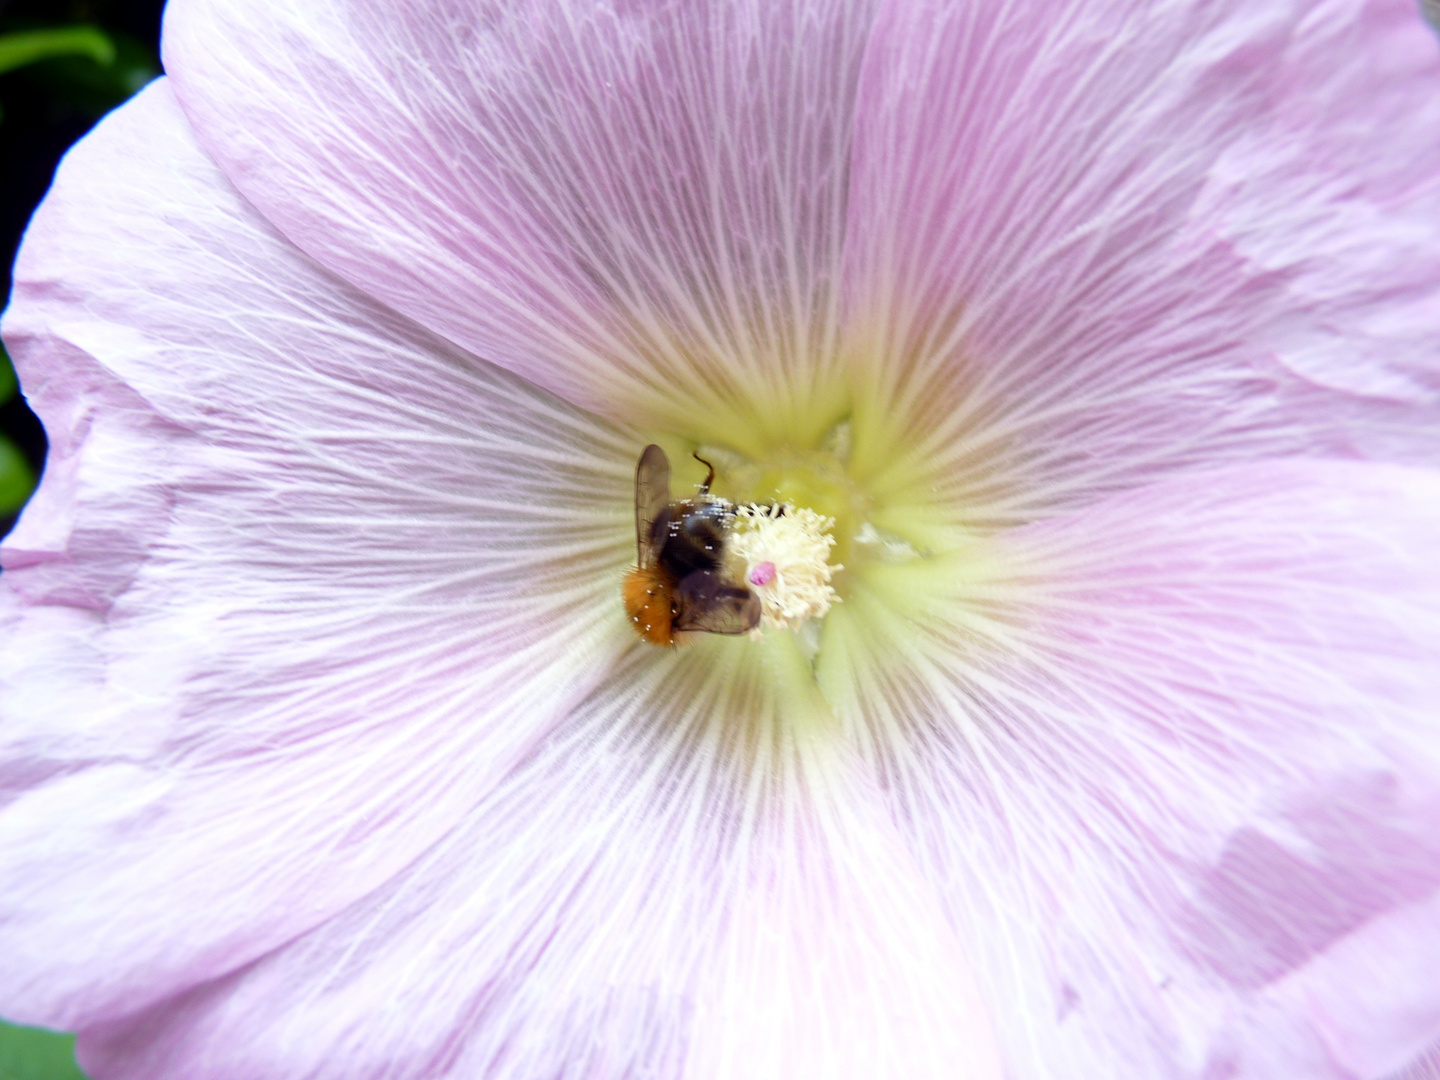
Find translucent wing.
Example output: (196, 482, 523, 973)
(673, 571, 761, 635)
(634, 444, 672, 566)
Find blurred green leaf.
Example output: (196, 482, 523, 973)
(0, 344, 15, 404)
(0, 434, 36, 515)
(0, 1021, 87, 1080)
(4, 29, 157, 117)
(0, 27, 115, 77)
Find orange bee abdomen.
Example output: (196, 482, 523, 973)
(623, 565, 676, 646)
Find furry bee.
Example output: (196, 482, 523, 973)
(622, 444, 761, 646)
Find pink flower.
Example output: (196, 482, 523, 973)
(4, 0, 1440, 1076)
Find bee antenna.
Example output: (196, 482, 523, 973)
(692, 451, 716, 494)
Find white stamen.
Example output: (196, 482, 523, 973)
(728, 504, 840, 631)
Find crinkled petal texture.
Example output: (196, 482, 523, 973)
(2, 0, 1440, 1077)
(840, 0, 1440, 543)
(0, 82, 646, 1028)
(0, 83, 1004, 1080)
(80, 640, 1001, 1080)
(822, 461, 1440, 1079)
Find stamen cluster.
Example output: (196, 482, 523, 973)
(727, 504, 840, 630)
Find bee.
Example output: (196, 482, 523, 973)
(622, 444, 761, 646)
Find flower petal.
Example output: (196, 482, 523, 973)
(818, 460, 1440, 1078)
(1391, 1042, 1440, 1080)
(76, 636, 1002, 1080)
(163, 0, 879, 446)
(839, 0, 1440, 541)
(1203, 0, 1440, 401)
(0, 82, 639, 1028)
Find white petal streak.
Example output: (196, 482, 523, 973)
(82, 637, 1002, 1080)
(820, 461, 1440, 1078)
(0, 83, 639, 1028)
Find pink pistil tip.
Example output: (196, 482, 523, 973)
(748, 561, 777, 587)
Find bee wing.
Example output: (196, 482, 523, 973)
(673, 571, 761, 635)
(634, 444, 672, 566)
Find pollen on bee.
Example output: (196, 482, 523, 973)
(727, 504, 840, 630)
(622, 564, 677, 646)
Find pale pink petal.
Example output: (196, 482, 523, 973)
(1227, 892, 1440, 1077)
(162, 0, 876, 444)
(819, 461, 1440, 1078)
(1203, 0, 1440, 400)
(76, 639, 1002, 1080)
(1391, 1042, 1440, 1080)
(0, 82, 640, 1028)
(840, 0, 1440, 526)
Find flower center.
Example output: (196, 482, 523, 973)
(711, 439, 868, 571)
(636, 412, 950, 724)
(641, 422, 922, 633)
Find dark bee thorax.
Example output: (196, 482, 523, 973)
(650, 498, 733, 580)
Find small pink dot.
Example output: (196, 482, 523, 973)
(748, 561, 777, 587)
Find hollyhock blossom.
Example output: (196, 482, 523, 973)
(4, 0, 1440, 1076)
